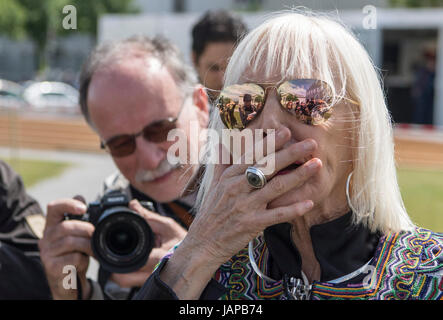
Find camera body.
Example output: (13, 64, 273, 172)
(66, 192, 154, 274)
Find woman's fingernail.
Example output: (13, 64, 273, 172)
(303, 140, 316, 151)
(307, 158, 320, 169)
(278, 127, 288, 138)
(304, 200, 314, 210)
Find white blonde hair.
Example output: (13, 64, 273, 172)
(195, 10, 414, 234)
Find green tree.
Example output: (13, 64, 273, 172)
(9, 0, 138, 69)
(284, 94, 298, 102)
(254, 95, 264, 103)
(15, 0, 51, 68)
(389, 0, 443, 7)
(0, 0, 27, 39)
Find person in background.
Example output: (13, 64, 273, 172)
(411, 46, 436, 125)
(191, 9, 248, 102)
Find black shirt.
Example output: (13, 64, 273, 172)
(0, 160, 51, 299)
(134, 211, 381, 300)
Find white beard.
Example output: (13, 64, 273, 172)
(135, 155, 182, 183)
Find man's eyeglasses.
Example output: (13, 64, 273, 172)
(216, 79, 358, 129)
(100, 99, 187, 157)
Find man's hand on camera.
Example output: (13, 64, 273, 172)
(109, 199, 187, 288)
(38, 198, 94, 300)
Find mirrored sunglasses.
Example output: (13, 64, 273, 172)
(216, 79, 347, 129)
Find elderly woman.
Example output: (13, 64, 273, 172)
(135, 12, 443, 300)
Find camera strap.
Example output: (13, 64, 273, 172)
(167, 202, 193, 228)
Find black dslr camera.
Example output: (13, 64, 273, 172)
(65, 192, 155, 274)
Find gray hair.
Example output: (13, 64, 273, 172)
(79, 35, 198, 127)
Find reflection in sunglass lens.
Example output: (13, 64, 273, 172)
(217, 83, 265, 130)
(278, 79, 333, 125)
(217, 79, 334, 129)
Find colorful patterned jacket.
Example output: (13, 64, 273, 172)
(135, 216, 443, 300)
(214, 227, 443, 300)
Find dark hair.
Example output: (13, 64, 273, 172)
(191, 10, 247, 62)
(79, 35, 197, 128)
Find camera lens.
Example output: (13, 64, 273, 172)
(106, 222, 138, 256)
(91, 207, 154, 274)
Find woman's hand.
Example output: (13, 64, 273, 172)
(159, 126, 322, 299)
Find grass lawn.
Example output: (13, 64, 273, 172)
(3, 157, 72, 188)
(397, 167, 443, 233)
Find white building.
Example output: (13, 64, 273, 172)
(98, 5, 443, 126)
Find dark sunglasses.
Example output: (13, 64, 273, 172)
(216, 79, 357, 130)
(100, 100, 187, 157)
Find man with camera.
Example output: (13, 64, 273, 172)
(38, 36, 209, 299)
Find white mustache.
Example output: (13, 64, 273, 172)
(135, 156, 182, 183)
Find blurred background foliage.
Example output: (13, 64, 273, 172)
(389, 0, 443, 7)
(0, 0, 138, 68)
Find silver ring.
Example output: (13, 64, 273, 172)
(245, 166, 267, 189)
